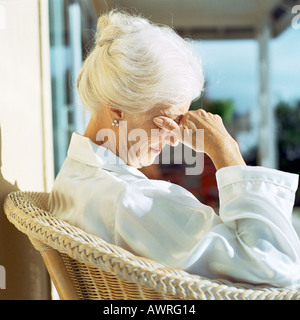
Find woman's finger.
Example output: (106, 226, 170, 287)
(153, 116, 180, 132)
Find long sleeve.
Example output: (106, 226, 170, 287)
(115, 165, 300, 287)
(213, 165, 300, 286)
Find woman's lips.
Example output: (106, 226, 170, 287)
(150, 147, 162, 153)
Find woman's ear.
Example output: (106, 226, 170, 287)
(106, 106, 124, 120)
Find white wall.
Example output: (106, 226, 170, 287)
(0, 0, 53, 299)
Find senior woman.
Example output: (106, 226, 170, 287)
(49, 10, 300, 287)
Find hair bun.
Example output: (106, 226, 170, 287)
(95, 11, 148, 47)
(97, 15, 110, 32)
(96, 11, 125, 47)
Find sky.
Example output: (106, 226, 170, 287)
(194, 26, 300, 154)
(198, 26, 300, 114)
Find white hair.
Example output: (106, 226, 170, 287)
(77, 10, 204, 114)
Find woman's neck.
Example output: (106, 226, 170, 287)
(84, 113, 121, 159)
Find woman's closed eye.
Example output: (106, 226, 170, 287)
(174, 115, 183, 124)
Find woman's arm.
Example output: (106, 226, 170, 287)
(115, 166, 300, 287)
(149, 109, 300, 286)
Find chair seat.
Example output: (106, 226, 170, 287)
(3, 191, 300, 300)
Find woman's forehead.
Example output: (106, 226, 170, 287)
(143, 102, 191, 119)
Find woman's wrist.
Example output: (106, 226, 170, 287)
(207, 139, 246, 171)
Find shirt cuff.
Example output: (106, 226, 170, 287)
(216, 165, 299, 192)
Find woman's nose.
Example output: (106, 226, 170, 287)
(163, 132, 179, 146)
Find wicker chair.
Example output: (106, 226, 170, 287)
(3, 191, 300, 300)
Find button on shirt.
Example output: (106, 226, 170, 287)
(49, 133, 300, 287)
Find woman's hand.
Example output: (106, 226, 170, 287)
(153, 109, 246, 170)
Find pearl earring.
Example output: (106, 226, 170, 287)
(112, 119, 119, 127)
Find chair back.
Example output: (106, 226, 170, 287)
(4, 191, 300, 300)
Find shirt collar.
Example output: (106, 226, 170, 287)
(67, 132, 146, 178)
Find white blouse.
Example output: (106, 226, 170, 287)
(49, 132, 300, 287)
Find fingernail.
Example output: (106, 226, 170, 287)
(153, 117, 164, 126)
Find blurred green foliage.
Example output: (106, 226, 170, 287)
(190, 98, 235, 123)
